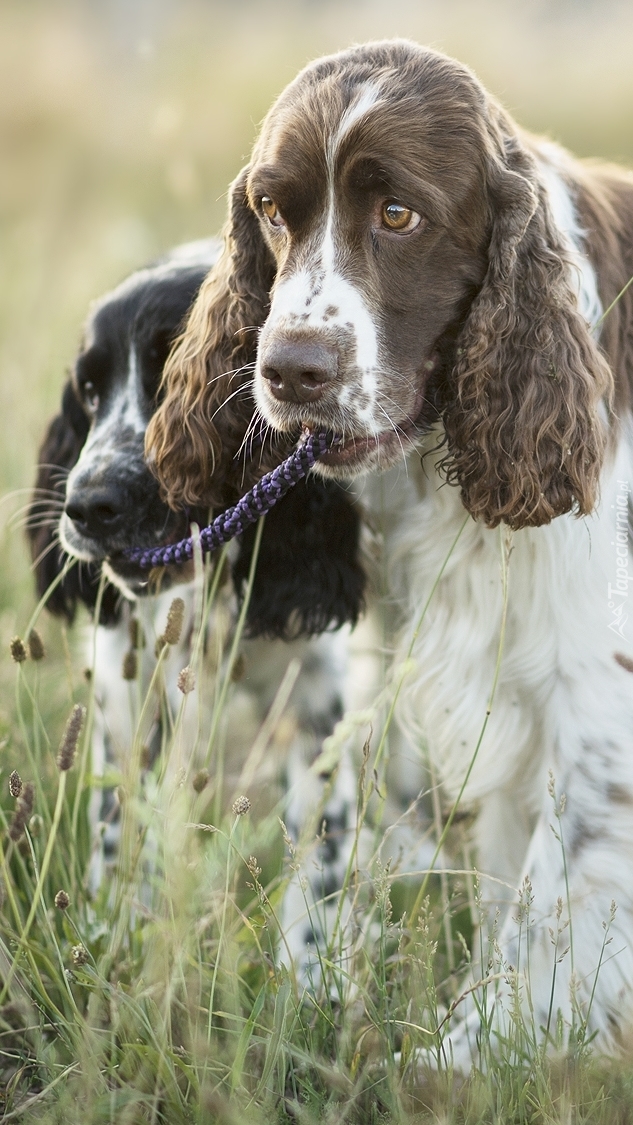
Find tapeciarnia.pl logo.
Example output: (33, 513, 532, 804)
(608, 479, 631, 639)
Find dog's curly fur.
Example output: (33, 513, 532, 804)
(440, 116, 612, 528)
(146, 172, 277, 512)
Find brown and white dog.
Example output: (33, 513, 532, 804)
(147, 41, 633, 1063)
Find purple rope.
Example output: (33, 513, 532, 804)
(124, 430, 330, 569)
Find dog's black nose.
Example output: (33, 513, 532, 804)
(65, 487, 125, 538)
(260, 340, 337, 403)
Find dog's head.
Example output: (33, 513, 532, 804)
(148, 40, 612, 530)
(28, 243, 218, 621)
(28, 242, 366, 635)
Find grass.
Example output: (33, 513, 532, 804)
(2, 527, 633, 1123)
(3, 1, 633, 1120)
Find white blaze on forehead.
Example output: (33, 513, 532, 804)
(69, 344, 146, 485)
(262, 82, 384, 421)
(121, 345, 147, 434)
(321, 80, 382, 273)
(329, 82, 382, 160)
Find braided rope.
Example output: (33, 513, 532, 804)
(124, 430, 330, 569)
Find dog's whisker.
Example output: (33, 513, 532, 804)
(33, 464, 71, 477)
(209, 381, 255, 423)
(236, 411, 267, 460)
(375, 404, 409, 469)
(206, 361, 256, 388)
(11, 509, 64, 532)
(14, 515, 62, 532)
(30, 534, 66, 572)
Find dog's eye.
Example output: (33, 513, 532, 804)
(261, 196, 284, 228)
(380, 201, 422, 233)
(81, 381, 99, 412)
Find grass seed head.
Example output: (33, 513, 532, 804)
(71, 944, 89, 966)
(9, 770, 22, 799)
(122, 649, 138, 680)
(177, 665, 196, 694)
(163, 597, 185, 645)
(27, 629, 46, 661)
(10, 636, 27, 663)
(247, 855, 262, 879)
(56, 704, 86, 770)
(232, 795, 251, 816)
(54, 890, 70, 910)
(192, 768, 209, 793)
(8, 781, 35, 842)
(128, 618, 144, 649)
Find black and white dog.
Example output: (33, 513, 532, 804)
(27, 241, 368, 971)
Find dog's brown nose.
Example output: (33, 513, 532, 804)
(260, 340, 337, 403)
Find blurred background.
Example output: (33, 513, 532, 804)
(1, 0, 632, 662)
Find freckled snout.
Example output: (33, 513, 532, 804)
(260, 339, 338, 404)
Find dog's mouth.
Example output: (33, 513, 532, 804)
(271, 356, 440, 474)
(61, 511, 194, 588)
(312, 374, 435, 472)
(319, 413, 422, 469)
(106, 518, 193, 577)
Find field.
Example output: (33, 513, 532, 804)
(1, 1, 633, 1120)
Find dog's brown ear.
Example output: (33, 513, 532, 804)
(146, 167, 276, 511)
(442, 116, 612, 529)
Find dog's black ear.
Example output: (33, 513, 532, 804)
(27, 380, 120, 625)
(233, 477, 366, 639)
